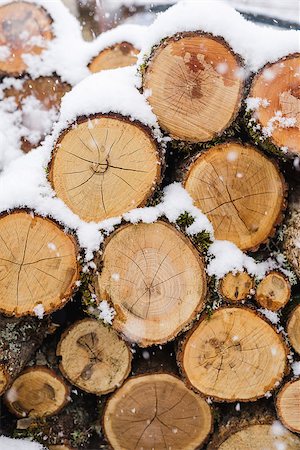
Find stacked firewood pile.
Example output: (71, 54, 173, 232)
(0, 1, 299, 449)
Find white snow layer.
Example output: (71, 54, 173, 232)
(139, 0, 299, 73)
(0, 436, 45, 450)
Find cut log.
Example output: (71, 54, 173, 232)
(143, 32, 244, 142)
(89, 42, 139, 73)
(287, 304, 300, 354)
(4, 366, 69, 418)
(247, 53, 300, 158)
(3, 76, 71, 153)
(284, 211, 300, 278)
(178, 307, 287, 401)
(57, 318, 132, 395)
(255, 271, 291, 311)
(0, 1, 53, 76)
(0, 211, 79, 316)
(219, 271, 254, 302)
(49, 114, 162, 222)
(211, 424, 300, 449)
(96, 221, 207, 346)
(103, 373, 213, 450)
(184, 142, 285, 251)
(276, 379, 300, 434)
(0, 315, 49, 395)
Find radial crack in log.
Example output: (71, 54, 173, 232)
(219, 272, 254, 302)
(49, 114, 162, 222)
(3, 76, 71, 153)
(57, 318, 132, 395)
(255, 271, 291, 311)
(4, 366, 69, 418)
(276, 379, 300, 434)
(248, 53, 300, 158)
(0, 211, 79, 316)
(0, 1, 53, 76)
(89, 42, 139, 73)
(184, 142, 285, 251)
(287, 304, 300, 355)
(143, 32, 244, 142)
(103, 373, 213, 450)
(179, 307, 287, 401)
(96, 221, 207, 346)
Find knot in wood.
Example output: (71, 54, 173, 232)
(91, 161, 108, 174)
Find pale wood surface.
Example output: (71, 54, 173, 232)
(220, 272, 254, 302)
(277, 380, 300, 434)
(89, 42, 139, 73)
(255, 271, 291, 311)
(287, 304, 300, 354)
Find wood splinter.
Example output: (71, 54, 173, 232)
(255, 271, 291, 311)
(103, 373, 213, 450)
(57, 318, 132, 395)
(219, 271, 254, 302)
(4, 366, 69, 418)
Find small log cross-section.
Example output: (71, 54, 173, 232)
(276, 379, 300, 434)
(213, 424, 300, 450)
(96, 221, 207, 346)
(49, 115, 162, 222)
(219, 271, 254, 302)
(255, 271, 291, 311)
(103, 373, 213, 450)
(57, 318, 132, 395)
(0, 1, 53, 76)
(248, 54, 300, 157)
(89, 42, 139, 73)
(287, 304, 300, 354)
(179, 307, 287, 401)
(0, 315, 49, 395)
(0, 211, 79, 316)
(4, 77, 71, 153)
(184, 142, 285, 251)
(143, 32, 244, 142)
(4, 367, 69, 418)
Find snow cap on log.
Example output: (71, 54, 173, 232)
(86, 24, 147, 73)
(0, 436, 46, 450)
(0, 0, 87, 84)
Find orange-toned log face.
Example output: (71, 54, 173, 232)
(0, 1, 53, 75)
(89, 42, 139, 73)
(250, 54, 300, 156)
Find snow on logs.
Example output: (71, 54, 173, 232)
(0, 211, 79, 316)
(178, 308, 288, 402)
(103, 373, 213, 450)
(247, 54, 300, 158)
(142, 32, 244, 143)
(4, 366, 69, 418)
(0, 1, 53, 76)
(49, 114, 162, 222)
(57, 318, 132, 395)
(184, 142, 286, 251)
(95, 221, 207, 346)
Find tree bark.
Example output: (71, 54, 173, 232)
(0, 315, 49, 395)
(178, 307, 288, 402)
(95, 220, 207, 347)
(103, 373, 213, 450)
(142, 32, 244, 143)
(284, 210, 300, 279)
(89, 42, 139, 73)
(183, 142, 286, 251)
(49, 114, 163, 223)
(0, 210, 80, 316)
(0, 1, 53, 76)
(246, 53, 300, 159)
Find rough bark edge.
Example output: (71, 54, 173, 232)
(244, 52, 300, 160)
(284, 210, 300, 279)
(4, 365, 70, 418)
(87, 41, 139, 71)
(177, 305, 290, 403)
(0, 208, 81, 317)
(276, 379, 300, 434)
(141, 31, 246, 145)
(0, 1, 54, 78)
(254, 270, 291, 311)
(182, 140, 288, 252)
(101, 372, 214, 450)
(48, 113, 165, 213)
(56, 317, 132, 395)
(94, 220, 208, 347)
